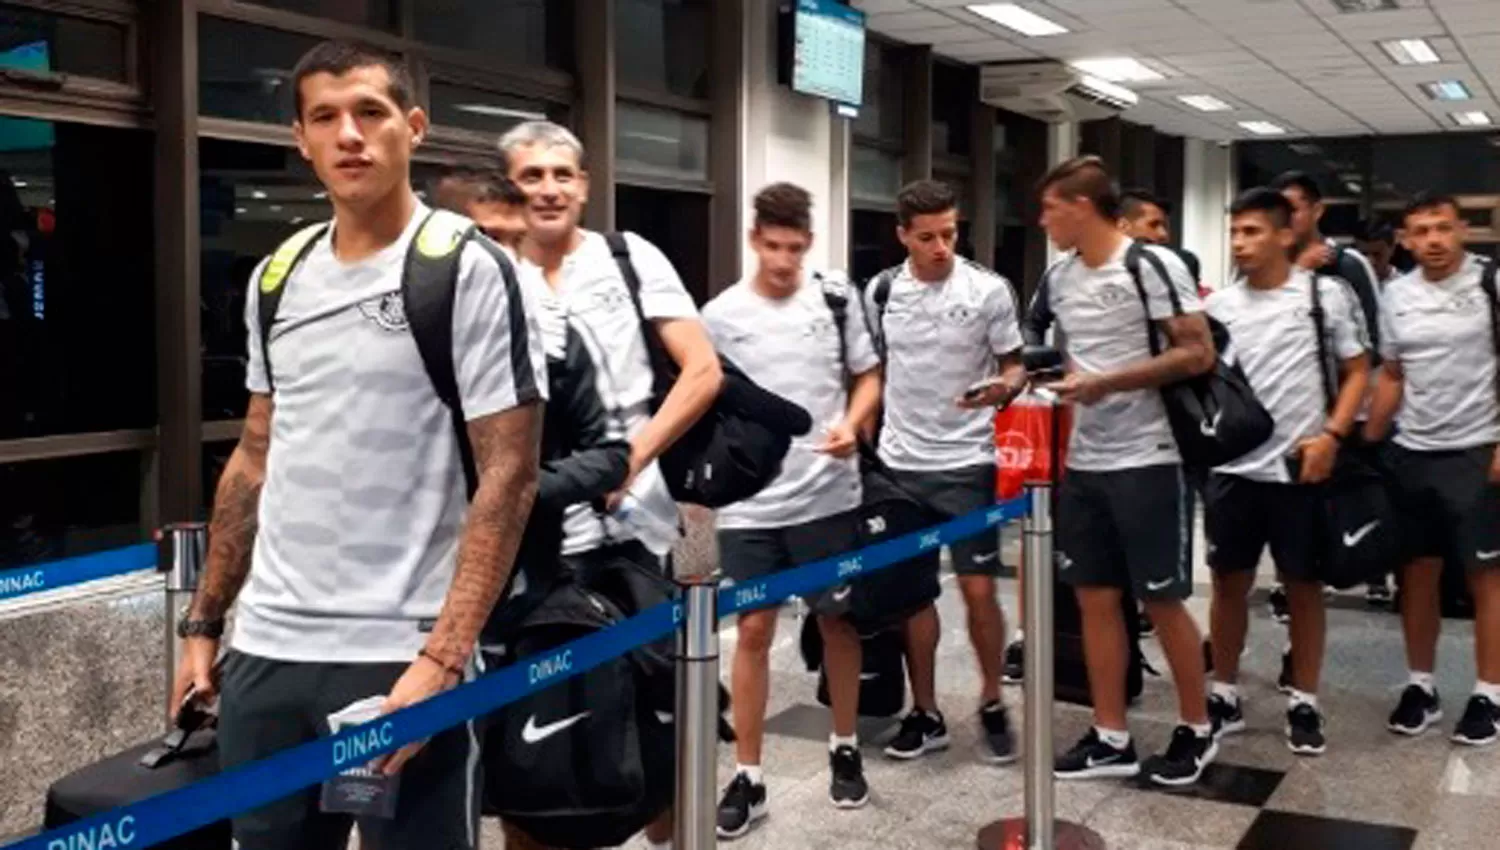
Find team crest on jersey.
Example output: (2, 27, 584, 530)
(803, 315, 835, 338)
(945, 303, 977, 325)
(1095, 284, 1134, 307)
(594, 285, 633, 312)
(359, 293, 409, 332)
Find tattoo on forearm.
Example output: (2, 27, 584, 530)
(424, 404, 542, 666)
(191, 399, 271, 622)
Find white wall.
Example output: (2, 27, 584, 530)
(1181, 139, 1236, 290)
(739, 0, 849, 279)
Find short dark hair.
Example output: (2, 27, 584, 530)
(1354, 219, 1394, 244)
(1402, 190, 1460, 223)
(1270, 170, 1322, 205)
(1120, 188, 1169, 219)
(291, 40, 414, 120)
(895, 179, 957, 227)
(430, 167, 525, 214)
(1229, 186, 1294, 229)
(753, 182, 813, 232)
(1037, 155, 1120, 220)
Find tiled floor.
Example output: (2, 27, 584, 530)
(554, 529, 1500, 850)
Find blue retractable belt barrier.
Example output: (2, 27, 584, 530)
(6, 496, 1026, 850)
(0, 544, 157, 604)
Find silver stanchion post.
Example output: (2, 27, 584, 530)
(159, 522, 207, 720)
(674, 579, 719, 850)
(977, 484, 1104, 850)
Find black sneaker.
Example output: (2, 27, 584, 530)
(716, 772, 768, 840)
(1366, 580, 1393, 607)
(1002, 640, 1024, 684)
(1286, 703, 1327, 756)
(1054, 728, 1140, 780)
(1388, 684, 1443, 736)
(883, 709, 950, 760)
(1137, 606, 1156, 638)
(1202, 639, 1214, 674)
(980, 702, 1018, 765)
(1208, 694, 1246, 737)
(1452, 695, 1500, 746)
(1142, 725, 1218, 787)
(830, 745, 870, 808)
(1277, 650, 1294, 695)
(1268, 585, 1290, 624)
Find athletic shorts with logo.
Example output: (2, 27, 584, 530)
(1385, 443, 1500, 572)
(1203, 473, 1322, 582)
(718, 510, 859, 612)
(218, 650, 481, 850)
(862, 463, 1002, 576)
(1057, 464, 1194, 601)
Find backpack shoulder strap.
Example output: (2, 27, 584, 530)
(864, 266, 899, 361)
(401, 208, 480, 497)
(1124, 241, 1183, 357)
(818, 272, 849, 372)
(255, 222, 329, 393)
(1308, 275, 1335, 411)
(604, 231, 674, 381)
(1480, 258, 1500, 408)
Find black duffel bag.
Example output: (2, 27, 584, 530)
(799, 615, 908, 719)
(1125, 242, 1274, 469)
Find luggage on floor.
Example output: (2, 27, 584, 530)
(801, 618, 908, 719)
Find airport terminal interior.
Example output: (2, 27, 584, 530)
(4, 0, 1500, 849)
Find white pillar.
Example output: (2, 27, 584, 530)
(1182, 139, 1236, 291)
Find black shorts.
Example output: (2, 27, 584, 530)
(1386, 443, 1500, 572)
(1057, 464, 1194, 601)
(718, 510, 860, 611)
(218, 650, 481, 850)
(1203, 473, 1322, 582)
(866, 463, 1001, 576)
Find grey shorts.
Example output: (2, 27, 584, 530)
(866, 463, 1002, 576)
(218, 650, 481, 850)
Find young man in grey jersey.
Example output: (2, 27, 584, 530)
(705, 184, 884, 838)
(1203, 189, 1370, 757)
(1037, 156, 1219, 787)
(170, 42, 547, 850)
(500, 119, 721, 850)
(863, 179, 1028, 766)
(1366, 192, 1500, 746)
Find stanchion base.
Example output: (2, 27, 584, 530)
(976, 818, 1106, 850)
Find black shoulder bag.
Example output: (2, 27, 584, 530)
(1124, 242, 1273, 469)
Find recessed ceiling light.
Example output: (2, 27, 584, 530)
(251, 189, 267, 200)
(11, 180, 25, 188)
(1177, 94, 1231, 112)
(1452, 110, 1492, 127)
(314, 190, 328, 200)
(1070, 58, 1163, 83)
(1379, 38, 1439, 65)
(966, 4, 1068, 37)
(235, 207, 247, 214)
(1238, 120, 1287, 135)
(269, 205, 283, 212)
(1421, 80, 1472, 101)
(1331, 0, 1398, 12)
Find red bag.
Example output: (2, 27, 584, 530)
(994, 392, 1073, 499)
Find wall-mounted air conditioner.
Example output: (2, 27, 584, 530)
(980, 61, 1138, 123)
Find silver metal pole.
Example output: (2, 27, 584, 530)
(159, 522, 206, 721)
(978, 483, 1104, 850)
(675, 580, 719, 850)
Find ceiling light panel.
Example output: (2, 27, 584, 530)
(1238, 120, 1288, 135)
(1069, 57, 1163, 83)
(966, 4, 1068, 37)
(1379, 38, 1440, 65)
(1177, 94, 1232, 112)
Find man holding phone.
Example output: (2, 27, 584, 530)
(1202, 188, 1369, 757)
(862, 180, 1027, 766)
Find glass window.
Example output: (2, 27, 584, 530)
(850, 210, 901, 284)
(616, 185, 710, 304)
(0, 120, 154, 440)
(932, 62, 974, 158)
(616, 0, 708, 100)
(850, 144, 900, 209)
(415, 0, 574, 73)
(0, 452, 143, 570)
(1237, 139, 1368, 205)
(852, 40, 903, 144)
(1371, 135, 1500, 204)
(429, 82, 566, 137)
(0, 4, 127, 82)
(199, 17, 320, 125)
(937, 172, 972, 220)
(616, 103, 708, 184)
(242, 0, 399, 31)
(200, 139, 326, 420)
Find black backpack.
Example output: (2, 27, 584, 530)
(800, 614, 907, 719)
(1124, 242, 1274, 469)
(480, 577, 675, 849)
(255, 210, 535, 498)
(604, 233, 811, 508)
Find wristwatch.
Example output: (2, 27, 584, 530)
(176, 618, 225, 639)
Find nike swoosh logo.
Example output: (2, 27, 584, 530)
(859, 672, 880, 681)
(1146, 578, 1174, 591)
(1085, 754, 1120, 768)
(972, 552, 999, 564)
(1343, 520, 1380, 548)
(521, 711, 592, 744)
(831, 586, 852, 603)
(654, 711, 674, 725)
(1199, 411, 1223, 438)
(1479, 550, 1500, 562)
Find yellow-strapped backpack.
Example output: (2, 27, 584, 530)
(255, 209, 525, 496)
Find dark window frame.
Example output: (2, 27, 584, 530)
(0, 0, 146, 121)
(614, 96, 712, 193)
